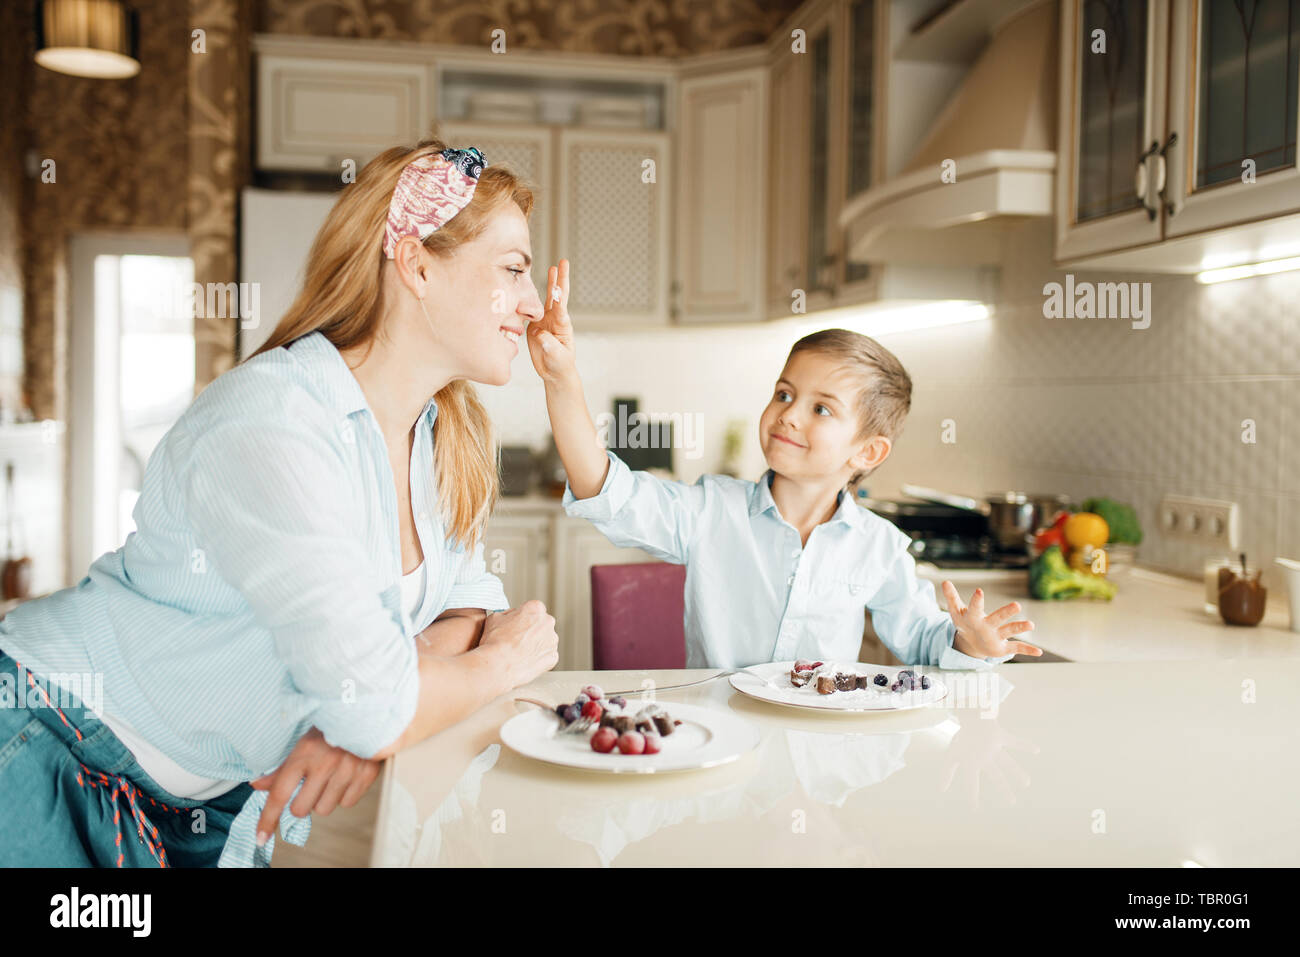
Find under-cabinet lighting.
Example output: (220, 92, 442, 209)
(1196, 256, 1300, 284)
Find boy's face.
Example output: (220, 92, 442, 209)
(758, 350, 889, 484)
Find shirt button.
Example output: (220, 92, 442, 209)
(787, 576, 795, 585)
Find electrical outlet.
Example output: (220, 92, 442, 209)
(1158, 495, 1239, 549)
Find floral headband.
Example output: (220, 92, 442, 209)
(382, 147, 487, 259)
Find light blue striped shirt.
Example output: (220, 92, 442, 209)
(0, 331, 509, 867)
(565, 451, 1014, 671)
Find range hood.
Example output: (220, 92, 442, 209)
(840, 0, 1057, 267)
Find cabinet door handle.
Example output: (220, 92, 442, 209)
(1135, 140, 1160, 221)
(1157, 132, 1179, 217)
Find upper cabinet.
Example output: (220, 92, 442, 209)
(1056, 0, 1300, 272)
(674, 64, 768, 323)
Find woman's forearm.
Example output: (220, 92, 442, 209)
(416, 608, 486, 657)
(371, 643, 510, 761)
(544, 372, 609, 499)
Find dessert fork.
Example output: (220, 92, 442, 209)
(601, 667, 773, 698)
(515, 696, 595, 734)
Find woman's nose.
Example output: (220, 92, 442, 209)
(519, 277, 544, 321)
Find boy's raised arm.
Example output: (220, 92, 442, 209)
(527, 259, 609, 499)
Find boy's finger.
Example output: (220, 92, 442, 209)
(970, 587, 985, 616)
(985, 601, 1022, 625)
(998, 620, 1035, 637)
(941, 580, 963, 618)
(1007, 641, 1043, 656)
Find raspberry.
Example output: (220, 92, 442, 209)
(582, 684, 604, 701)
(590, 727, 618, 753)
(581, 700, 603, 722)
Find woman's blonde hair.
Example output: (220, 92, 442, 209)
(250, 137, 534, 548)
(787, 328, 913, 486)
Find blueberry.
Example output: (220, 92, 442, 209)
(889, 681, 902, 693)
(575, 693, 590, 707)
(897, 669, 915, 680)
(920, 675, 931, 690)
(562, 704, 581, 723)
(873, 673, 888, 687)
(555, 704, 568, 718)
(610, 696, 627, 709)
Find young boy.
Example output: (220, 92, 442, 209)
(528, 260, 1039, 670)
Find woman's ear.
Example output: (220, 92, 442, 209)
(392, 235, 430, 295)
(850, 434, 892, 474)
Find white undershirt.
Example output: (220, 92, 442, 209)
(95, 562, 428, 802)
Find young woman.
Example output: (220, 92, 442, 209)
(0, 140, 559, 867)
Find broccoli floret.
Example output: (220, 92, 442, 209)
(1081, 497, 1143, 545)
(1028, 545, 1117, 601)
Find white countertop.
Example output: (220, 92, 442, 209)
(914, 565, 1298, 662)
(372, 660, 1300, 866)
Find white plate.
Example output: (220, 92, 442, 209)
(729, 661, 948, 713)
(500, 701, 759, 774)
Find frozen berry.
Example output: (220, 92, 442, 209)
(810, 661, 825, 670)
(609, 695, 628, 709)
(562, 704, 581, 723)
(642, 733, 663, 755)
(582, 684, 604, 701)
(920, 675, 931, 690)
(889, 681, 902, 693)
(617, 731, 645, 755)
(590, 727, 618, 753)
(794, 659, 815, 672)
(873, 673, 888, 687)
(897, 670, 915, 680)
(581, 699, 603, 722)
(555, 704, 569, 718)
(574, 693, 590, 707)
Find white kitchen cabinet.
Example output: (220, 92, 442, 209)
(479, 510, 552, 610)
(435, 122, 554, 290)
(256, 52, 433, 172)
(1162, 0, 1300, 239)
(554, 128, 672, 326)
(674, 67, 768, 323)
(550, 516, 658, 670)
(1054, 0, 1169, 262)
(766, 44, 811, 313)
(1056, 0, 1300, 271)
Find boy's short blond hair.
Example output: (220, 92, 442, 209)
(787, 328, 912, 485)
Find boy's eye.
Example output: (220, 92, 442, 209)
(814, 404, 831, 416)
(775, 390, 791, 402)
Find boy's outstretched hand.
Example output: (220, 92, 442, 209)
(941, 581, 1042, 659)
(527, 259, 577, 383)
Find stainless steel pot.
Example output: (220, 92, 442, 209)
(903, 484, 1071, 552)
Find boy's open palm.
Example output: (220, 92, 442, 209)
(941, 581, 1041, 659)
(527, 259, 577, 382)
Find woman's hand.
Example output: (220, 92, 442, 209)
(527, 259, 577, 383)
(478, 599, 560, 689)
(250, 727, 382, 846)
(941, 582, 1041, 659)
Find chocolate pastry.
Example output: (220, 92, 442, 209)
(834, 673, 857, 692)
(855, 674, 871, 690)
(816, 675, 837, 694)
(612, 715, 635, 733)
(651, 713, 675, 736)
(790, 669, 813, 687)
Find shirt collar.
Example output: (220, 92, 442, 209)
(749, 470, 866, 529)
(286, 331, 439, 427)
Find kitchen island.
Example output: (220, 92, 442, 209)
(370, 660, 1300, 867)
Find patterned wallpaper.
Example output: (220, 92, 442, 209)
(3, 0, 801, 422)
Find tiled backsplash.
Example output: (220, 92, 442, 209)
(479, 218, 1299, 587)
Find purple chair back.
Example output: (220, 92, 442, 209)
(590, 562, 687, 670)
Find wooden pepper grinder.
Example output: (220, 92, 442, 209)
(1, 462, 32, 601)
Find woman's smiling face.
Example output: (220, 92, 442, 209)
(421, 202, 544, 386)
(758, 349, 874, 482)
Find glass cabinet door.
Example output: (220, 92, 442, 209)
(1195, 0, 1299, 190)
(1075, 0, 1151, 222)
(806, 29, 833, 293)
(1165, 0, 1300, 237)
(844, 0, 875, 285)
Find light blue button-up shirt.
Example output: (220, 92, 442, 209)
(564, 451, 1014, 671)
(0, 331, 509, 866)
